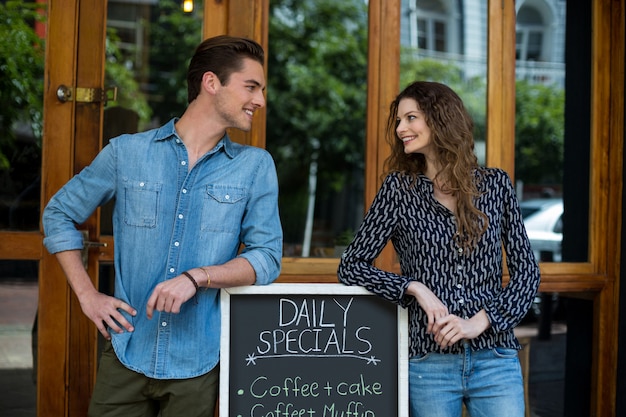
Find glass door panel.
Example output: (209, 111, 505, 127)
(400, 0, 488, 166)
(266, 0, 369, 258)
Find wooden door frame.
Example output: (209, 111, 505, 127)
(31, 0, 624, 415)
(38, 0, 107, 415)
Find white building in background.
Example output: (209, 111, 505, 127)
(400, 0, 566, 88)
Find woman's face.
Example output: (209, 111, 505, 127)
(396, 98, 433, 157)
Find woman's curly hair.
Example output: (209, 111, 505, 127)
(383, 81, 488, 252)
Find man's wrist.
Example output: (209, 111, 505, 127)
(199, 267, 211, 288)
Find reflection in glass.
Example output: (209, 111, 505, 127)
(102, 0, 203, 235)
(400, 0, 488, 166)
(267, 0, 368, 257)
(0, 2, 45, 231)
(514, 1, 567, 263)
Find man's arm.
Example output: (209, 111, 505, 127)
(55, 250, 137, 340)
(145, 257, 255, 319)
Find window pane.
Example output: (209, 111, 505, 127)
(103, 0, 204, 235)
(401, 0, 488, 165)
(0, 2, 45, 231)
(266, 0, 368, 258)
(515, 1, 565, 263)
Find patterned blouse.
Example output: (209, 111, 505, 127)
(337, 168, 541, 357)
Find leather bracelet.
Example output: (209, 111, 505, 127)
(182, 271, 199, 304)
(201, 267, 211, 288)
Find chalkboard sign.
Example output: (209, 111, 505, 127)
(220, 283, 408, 417)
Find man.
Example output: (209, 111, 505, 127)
(42, 35, 283, 417)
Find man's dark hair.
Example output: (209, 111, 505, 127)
(186, 35, 265, 103)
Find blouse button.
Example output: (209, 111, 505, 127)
(458, 298, 465, 304)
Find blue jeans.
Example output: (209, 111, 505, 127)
(409, 342, 525, 417)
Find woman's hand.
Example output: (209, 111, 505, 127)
(406, 281, 449, 334)
(431, 310, 491, 349)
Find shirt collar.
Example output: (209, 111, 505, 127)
(153, 118, 238, 159)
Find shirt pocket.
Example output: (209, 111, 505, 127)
(202, 185, 246, 233)
(123, 180, 162, 228)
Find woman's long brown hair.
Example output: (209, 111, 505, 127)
(383, 81, 488, 252)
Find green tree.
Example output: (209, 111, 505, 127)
(147, 0, 203, 123)
(0, 0, 45, 170)
(266, 0, 368, 242)
(514, 80, 564, 185)
(105, 28, 152, 128)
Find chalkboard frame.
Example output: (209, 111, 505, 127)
(219, 283, 409, 417)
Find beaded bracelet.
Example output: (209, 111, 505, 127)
(182, 271, 199, 304)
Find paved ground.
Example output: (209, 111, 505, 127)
(0, 278, 565, 417)
(0, 279, 37, 417)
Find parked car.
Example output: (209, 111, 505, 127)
(519, 198, 563, 319)
(520, 198, 563, 262)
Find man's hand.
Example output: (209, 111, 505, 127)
(146, 274, 198, 319)
(79, 290, 137, 341)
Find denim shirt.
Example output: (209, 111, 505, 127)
(43, 118, 283, 379)
(338, 168, 540, 357)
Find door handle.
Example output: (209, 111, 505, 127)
(80, 230, 108, 269)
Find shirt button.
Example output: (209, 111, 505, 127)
(181, 161, 187, 166)
(161, 322, 167, 327)
(176, 139, 181, 144)
(174, 241, 180, 247)
(182, 189, 187, 194)
(178, 214, 183, 219)
(169, 268, 175, 273)
(139, 182, 145, 187)
(225, 194, 230, 200)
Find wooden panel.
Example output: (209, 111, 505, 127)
(0, 232, 42, 259)
(65, 0, 108, 414)
(591, 0, 624, 415)
(38, 0, 80, 414)
(367, 0, 400, 273)
(486, 0, 515, 173)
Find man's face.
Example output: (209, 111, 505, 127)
(214, 58, 266, 132)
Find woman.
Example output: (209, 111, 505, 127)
(337, 81, 540, 417)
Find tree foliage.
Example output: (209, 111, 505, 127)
(147, 0, 203, 124)
(0, 0, 45, 170)
(266, 0, 368, 242)
(514, 80, 564, 184)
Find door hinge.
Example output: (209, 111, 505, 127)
(56, 85, 118, 105)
